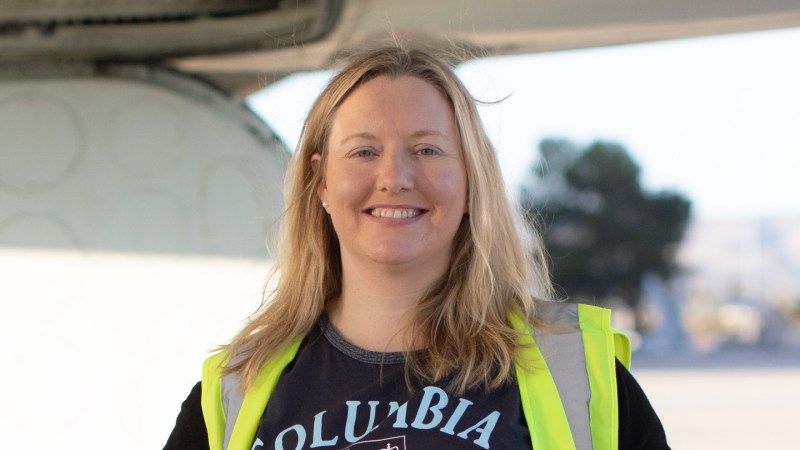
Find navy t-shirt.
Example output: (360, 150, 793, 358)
(252, 317, 530, 449)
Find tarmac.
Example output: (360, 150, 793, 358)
(632, 347, 800, 449)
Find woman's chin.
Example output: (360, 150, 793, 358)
(366, 252, 418, 267)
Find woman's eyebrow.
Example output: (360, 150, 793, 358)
(410, 128, 446, 139)
(339, 132, 378, 146)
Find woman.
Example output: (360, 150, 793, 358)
(165, 46, 669, 450)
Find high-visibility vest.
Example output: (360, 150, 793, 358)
(201, 303, 631, 450)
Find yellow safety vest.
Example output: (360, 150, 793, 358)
(201, 303, 630, 450)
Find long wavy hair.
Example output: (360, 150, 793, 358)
(223, 46, 553, 394)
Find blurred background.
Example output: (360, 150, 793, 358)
(1, 1, 798, 449)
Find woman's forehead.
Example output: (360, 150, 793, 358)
(328, 75, 457, 142)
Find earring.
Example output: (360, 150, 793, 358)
(322, 201, 329, 211)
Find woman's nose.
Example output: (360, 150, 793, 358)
(376, 149, 414, 193)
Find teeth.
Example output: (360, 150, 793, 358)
(370, 208, 421, 219)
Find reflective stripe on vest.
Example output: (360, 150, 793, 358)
(201, 303, 630, 450)
(513, 303, 631, 450)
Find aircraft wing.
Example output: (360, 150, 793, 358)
(4, 0, 800, 94)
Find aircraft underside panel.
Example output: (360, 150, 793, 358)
(0, 66, 287, 449)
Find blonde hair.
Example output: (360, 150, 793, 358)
(224, 46, 553, 394)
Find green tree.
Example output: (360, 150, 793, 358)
(521, 139, 691, 328)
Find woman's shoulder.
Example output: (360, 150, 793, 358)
(163, 382, 209, 450)
(616, 360, 671, 449)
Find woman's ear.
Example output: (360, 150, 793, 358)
(311, 152, 326, 200)
(310, 152, 321, 174)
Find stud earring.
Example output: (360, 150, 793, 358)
(322, 201, 329, 211)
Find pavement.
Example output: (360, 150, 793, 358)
(631, 347, 800, 449)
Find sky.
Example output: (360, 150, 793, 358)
(249, 27, 800, 221)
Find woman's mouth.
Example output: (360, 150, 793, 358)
(368, 208, 424, 219)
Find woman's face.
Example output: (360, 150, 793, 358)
(316, 75, 468, 274)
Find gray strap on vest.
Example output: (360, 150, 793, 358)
(221, 372, 244, 450)
(534, 302, 593, 450)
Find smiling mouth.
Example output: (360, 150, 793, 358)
(368, 208, 424, 219)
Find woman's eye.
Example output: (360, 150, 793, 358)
(352, 149, 375, 158)
(417, 147, 439, 156)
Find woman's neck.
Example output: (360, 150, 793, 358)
(327, 257, 445, 352)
